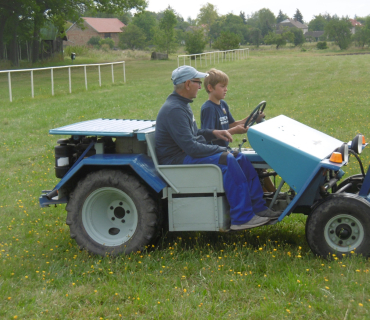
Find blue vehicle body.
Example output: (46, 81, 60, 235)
(39, 115, 370, 257)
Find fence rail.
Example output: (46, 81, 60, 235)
(177, 48, 249, 68)
(1, 61, 126, 102)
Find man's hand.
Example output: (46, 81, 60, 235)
(213, 130, 233, 143)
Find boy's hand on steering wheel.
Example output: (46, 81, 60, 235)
(256, 111, 265, 124)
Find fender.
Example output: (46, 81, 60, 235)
(39, 154, 167, 207)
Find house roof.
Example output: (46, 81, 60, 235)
(349, 19, 362, 27)
(280, 18, 308, 29)
(83, 17, 125, 33)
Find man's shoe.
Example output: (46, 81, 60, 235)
(230, 215, 270, 231)
(255, 208, 282, 219)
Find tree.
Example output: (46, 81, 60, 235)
(257, 8, 276, 37)
(276, 10, 289, 23)
(325, 18, 352, 49)
(352, 17, 370, 48)
(213, 31, 240, 51)
(291, 28, 305, 46)
(131, 11, 157, 43)
(119, 24, 146, 50)
(293, 9, 303, 23)
(153, 7, 178, 54)
(196, 3, 218, 46)
(185, 28, 207, 54)
(250, 28, 262, 47)
(264, 28, 294, 49)
(308, 14, 328, 31)
(239, 11, 246, 24)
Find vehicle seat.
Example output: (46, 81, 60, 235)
(145, 132, 224, 194)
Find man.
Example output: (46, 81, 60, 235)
(155, 66, 279, 230)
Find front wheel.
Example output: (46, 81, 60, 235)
(66, 169, 161, 256)
(336, 174, 364, 194)
(306, 193, 370, 258)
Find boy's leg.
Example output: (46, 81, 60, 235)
(183, 152, 255, 225)
(233, 152, 268, 214)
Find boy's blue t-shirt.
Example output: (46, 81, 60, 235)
(201, 100, 235, 147)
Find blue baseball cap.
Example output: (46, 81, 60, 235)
(171, 66, 208, 85)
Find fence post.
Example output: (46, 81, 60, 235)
(51, 68, 54, 96)
(31, 70, 34, 98)
(8, 72, 12, 102)
(111, 64, 114, 83)
(84, 65, 87, 90)
(68, 67, 72, 93)
(98, 65, 101, 87)
(123, 62, 126, 83)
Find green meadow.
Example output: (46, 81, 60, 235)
(1, 46, 370, 319)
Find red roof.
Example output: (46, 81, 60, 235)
(83, 17, 125, 33)
(349, 19, 362, 27)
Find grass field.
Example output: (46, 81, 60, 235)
(1, 46, 370, 319)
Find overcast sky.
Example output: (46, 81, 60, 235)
(146, 0, 369, 22)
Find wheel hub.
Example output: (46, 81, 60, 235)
(324, 214, 364, 252)
(82, 188, 138, 246)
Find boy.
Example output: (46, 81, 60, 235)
(201, 68, 264, 147)
(201, 68, 276, 192)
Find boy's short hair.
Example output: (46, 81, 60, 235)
(204, 68, 229, 93)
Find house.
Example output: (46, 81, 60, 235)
(349, 19, 363, 34)
(277, 18, 308, 34)
(65, 17, 125, 46)
(305, 31, 325, 42)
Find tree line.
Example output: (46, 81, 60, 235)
(1, 1, 370, 67)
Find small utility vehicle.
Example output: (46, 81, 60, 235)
(39, 103, 370, 258)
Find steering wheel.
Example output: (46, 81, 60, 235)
(244, 101, 267, 128)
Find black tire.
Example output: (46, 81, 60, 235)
(336, 174, 364, 194)
(66, 169, 161, 256)
(306, 193, 370, 258)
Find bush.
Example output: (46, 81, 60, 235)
(87, 36, 101, 47)
(63, 45, 88, 56)
(317, 41, 328, 49)
(185, 29, 207, 55)
(99, 38, 115, 49)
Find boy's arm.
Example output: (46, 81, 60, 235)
(229, 112, 265, 129)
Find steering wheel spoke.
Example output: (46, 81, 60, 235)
(244, 101, 267, 128)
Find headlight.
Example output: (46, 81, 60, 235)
(351, 134, 363, 154)
(337, 143, 348, 162)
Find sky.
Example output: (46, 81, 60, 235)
(145, 0, 369, 22)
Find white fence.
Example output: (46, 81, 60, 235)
(1, 61, 126, 102)
(177, 48, 249, 68)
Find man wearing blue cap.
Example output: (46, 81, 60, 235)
(155, 66, 279, 230)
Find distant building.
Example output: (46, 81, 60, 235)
(305, 31, 325, 42)
(349, 19, 363, 34)
(277, 19, 308, 34)
(65, 17, 125, 46)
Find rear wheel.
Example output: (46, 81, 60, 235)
(306, 193, 370, 258)
(66, 169, 161, 256)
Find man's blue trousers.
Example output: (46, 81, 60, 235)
(183, 152, 267, 225)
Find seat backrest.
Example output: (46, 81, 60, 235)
(145, 131, 160, 169)
(145, 132, 224, 194)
